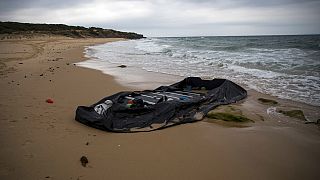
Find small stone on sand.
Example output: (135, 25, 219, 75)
(80, 156, 89, 167)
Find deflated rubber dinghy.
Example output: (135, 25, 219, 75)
(75, 77, 247, 132)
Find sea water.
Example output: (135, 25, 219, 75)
(78, 35, 320, 106)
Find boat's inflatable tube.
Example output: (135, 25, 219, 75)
(75, 77, 247, 132)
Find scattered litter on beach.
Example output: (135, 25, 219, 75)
(46, 99, 54, 103)
(267, 107, 277, 115)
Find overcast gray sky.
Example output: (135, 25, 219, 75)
(0, 0, 319, 37)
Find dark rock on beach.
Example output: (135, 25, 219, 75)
(80, 156, 89, 167)
(117, 65, 127, 68)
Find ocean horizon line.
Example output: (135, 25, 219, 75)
(150, 33, 320, 38)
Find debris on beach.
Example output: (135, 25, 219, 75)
(48, 67, 55, 72)
(80, 156, 89, 167)
(49, 57, 63, 61)
(40, 74, 44, 76)
(75, 77, 247, 132)
(46, 98, 54, 104)
(117, 64, 127, 68)
(267, 107, 277, 115)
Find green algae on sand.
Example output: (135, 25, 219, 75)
(207, 112, 252, 122)
(278, 109, 306, 121)
(258, 98, 278, 105)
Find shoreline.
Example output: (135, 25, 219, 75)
(79, 42, 320, 122)
(1, 37, 320, 180)
(79, 39, 320, 108)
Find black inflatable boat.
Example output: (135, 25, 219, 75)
(75, 77, 247, 132)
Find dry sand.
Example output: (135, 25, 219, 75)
(0, 36, 320, 180)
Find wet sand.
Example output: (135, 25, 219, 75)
(0, 37, 320, 180)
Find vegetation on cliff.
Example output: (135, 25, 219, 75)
(0, 21, 144, 39)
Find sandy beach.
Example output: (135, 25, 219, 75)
(1, 36, 320, 180)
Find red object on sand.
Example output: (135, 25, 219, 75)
(46, 98, 54, 103)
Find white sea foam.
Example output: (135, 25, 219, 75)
(78, 37, 320, 106)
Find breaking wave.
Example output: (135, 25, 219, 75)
(79, 35, 320, 106)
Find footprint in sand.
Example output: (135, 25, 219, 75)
(0, 163, 15, 175)
(22, 139, 33, 147)
(47, 124, 55, 130)
(24, 154, 34, 159)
